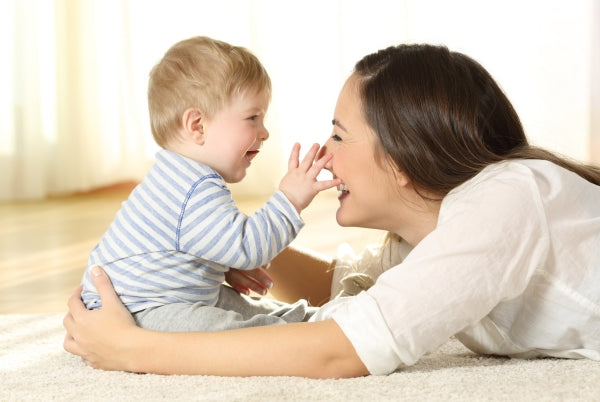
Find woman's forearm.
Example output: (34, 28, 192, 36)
(130, 319, 367, 378)
(65, 266, 364, 378)
(267, 245, 335, 306)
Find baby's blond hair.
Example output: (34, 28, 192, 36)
(148, 36, 272, 147)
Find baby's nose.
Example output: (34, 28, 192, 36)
(260, 127, 269, 140)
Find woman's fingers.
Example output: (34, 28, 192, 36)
(89, 266, 121, 306)
(62, 331, 81, 356)
(66, 285, 86, 316)
(63, 311, 89, 359)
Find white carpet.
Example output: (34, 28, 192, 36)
(1, 313, 599, 402)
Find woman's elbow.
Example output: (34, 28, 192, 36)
(312, 352, 370, 379)
(296, 319, 371, 379)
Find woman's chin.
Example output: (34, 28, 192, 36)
(335, 209, 354, 227)
(336, 209, 374, 230)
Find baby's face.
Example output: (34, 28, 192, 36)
(199, 89, 270, 183)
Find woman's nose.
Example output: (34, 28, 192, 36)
(318, 142, 333, 170)
(316, 144, 326, 160)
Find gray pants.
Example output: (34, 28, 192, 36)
(133, 285, 318, 332)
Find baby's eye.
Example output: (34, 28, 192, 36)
(331, 134, 342, 141)
(247, 115, 258, 121)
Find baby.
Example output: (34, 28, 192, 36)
(81, 36, 339, 331)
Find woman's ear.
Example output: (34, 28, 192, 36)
(182, 108, 205, 145)
(395, 169, 411, 188)
(382, 155, 410, 188)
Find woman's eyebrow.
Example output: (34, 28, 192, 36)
(332, 119, 348, 132)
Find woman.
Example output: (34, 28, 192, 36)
(63, 44, 600, 378)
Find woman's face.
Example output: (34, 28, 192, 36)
(321, 75, 405, 231)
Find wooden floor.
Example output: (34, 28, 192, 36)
(0, 184, 384, 314)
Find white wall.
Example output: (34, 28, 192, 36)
(127, 0, 596, 196)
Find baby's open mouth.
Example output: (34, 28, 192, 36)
(245, 150, 259, 163)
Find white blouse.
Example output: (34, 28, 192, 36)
(311, 160, 600, 375)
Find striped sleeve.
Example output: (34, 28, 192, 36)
(177, 178, 303, 270)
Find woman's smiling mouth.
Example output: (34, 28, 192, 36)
(337, 183, 349, 199)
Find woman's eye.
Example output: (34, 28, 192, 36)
(331, 134, 342, 141)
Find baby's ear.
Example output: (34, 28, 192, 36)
(182, 108, 205, 145)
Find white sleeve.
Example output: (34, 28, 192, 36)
(325, 164, 551, 374)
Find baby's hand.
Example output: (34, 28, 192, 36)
(279, 143, 341, 213)
(225, 267, 273, 296)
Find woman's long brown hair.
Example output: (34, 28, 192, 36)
(354, 44, 600, 199)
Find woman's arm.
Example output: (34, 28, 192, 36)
(224, 245, 335, 305)
(63, 266, 366, 378)
(124, 319, 365, 378)
(266, 245, 335, 306)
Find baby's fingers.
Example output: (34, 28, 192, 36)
(312, 151, 333, 171)
(298, 143, 321, 171)
(300, 151, 334, 179)
(314, 177, 342, 191)
(287, 143, 301, 170)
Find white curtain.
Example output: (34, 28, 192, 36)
(1, 0, 597, 201)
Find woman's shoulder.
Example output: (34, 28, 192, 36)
(489, 159, 598, 201)
(446, 160, 540, 201)
(452, 159, 583, 195)
(444, 159, 599, 217)
(476, 159, 548, 182)
(439, 161, 549, 227)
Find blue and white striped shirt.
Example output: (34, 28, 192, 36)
(81, 149, 303, 312)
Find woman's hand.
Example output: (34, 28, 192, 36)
(63, 266, 139, 371)
(63, 266, 367, 378)
(225, 266, 273, 296)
